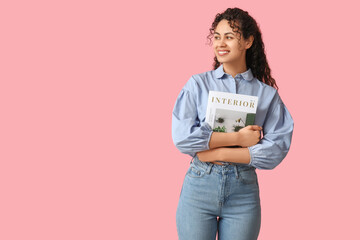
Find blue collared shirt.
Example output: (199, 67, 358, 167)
(171, 64, 294, 170)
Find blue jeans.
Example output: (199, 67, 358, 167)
(176, 155, 261, 240)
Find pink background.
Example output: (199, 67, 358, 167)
(1, 0, 360, 239)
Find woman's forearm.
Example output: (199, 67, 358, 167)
(197, 147, 251, 165)
(196, 148, 223, 162)
(208, 132, 238, 149)
(208, 125, 262, 149)
(218, 147, 250, 164)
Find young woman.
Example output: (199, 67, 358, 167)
(172, 7, 294, 240)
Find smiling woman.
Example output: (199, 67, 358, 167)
(172, 7, 294, 240)
(207, 9, 278, 89)
(212, 20, 254, 77)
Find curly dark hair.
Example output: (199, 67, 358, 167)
(206, 8, 278, 89)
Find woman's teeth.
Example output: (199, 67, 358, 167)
(218, 51, 229, 56)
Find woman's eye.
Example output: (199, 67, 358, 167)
(214, 36, 232, 40)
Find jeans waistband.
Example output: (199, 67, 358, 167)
(191, 154, 255, 175)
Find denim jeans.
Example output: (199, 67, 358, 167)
(176, 155, 261, 240)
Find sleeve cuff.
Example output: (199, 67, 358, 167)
(199, 121, 213, 150)
(247, 146, 254, 167)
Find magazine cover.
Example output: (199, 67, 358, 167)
(205, 91, 258, 133)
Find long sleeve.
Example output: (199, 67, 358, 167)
(172, 88, 213, 157)
(248, 92, 294, 169)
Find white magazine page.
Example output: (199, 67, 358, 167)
(205, 91, 258, 132)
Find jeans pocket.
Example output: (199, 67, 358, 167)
(185, 163, 206, 178)
(239, 168, 257, 184)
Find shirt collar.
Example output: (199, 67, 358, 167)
(214, 64, 254, 81)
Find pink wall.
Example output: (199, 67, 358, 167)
(1, 0, 360, 239)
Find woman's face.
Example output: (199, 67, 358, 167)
(213, 19, 252, 65)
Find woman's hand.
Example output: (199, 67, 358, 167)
(235, 125, 262, 147)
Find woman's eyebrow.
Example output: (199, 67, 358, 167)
(214, 32, 235, 35)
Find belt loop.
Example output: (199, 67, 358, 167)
(190, 155, 195, 164)
(206, 163, 213, 174)
(234, 165, 239, 179)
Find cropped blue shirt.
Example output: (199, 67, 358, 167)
(171, 64, 294, 170)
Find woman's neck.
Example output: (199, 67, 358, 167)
(222, 61, 247, 78)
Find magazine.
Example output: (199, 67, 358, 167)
(205, 91, 258, 134)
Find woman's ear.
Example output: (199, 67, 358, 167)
(245, 35, 254, 49)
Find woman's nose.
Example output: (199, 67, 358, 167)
(218, 38, 226, 47)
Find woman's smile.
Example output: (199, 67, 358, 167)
(218, 50, 230, 56)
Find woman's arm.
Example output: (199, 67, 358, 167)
(209, 125, 262, 149)
(198, 125, 262, 164)
(197, 147, 251, 164)
(172, 88, 214, 157)
(247, 93, 294, 169)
